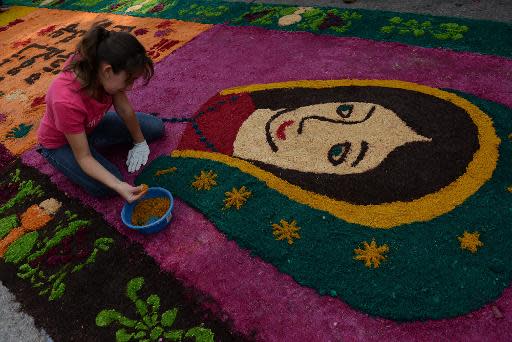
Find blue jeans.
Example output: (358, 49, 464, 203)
(38, 112, 164, 197)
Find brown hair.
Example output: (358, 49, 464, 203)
(65, 23, 154, 94)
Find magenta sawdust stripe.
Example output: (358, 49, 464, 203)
(22, 24, 512, 340)
(123, 24, 512, 114)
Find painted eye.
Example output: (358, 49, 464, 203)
(328, 142, 351, 166)
(336, 104, 353, 118)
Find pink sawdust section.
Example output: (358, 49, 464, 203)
(23, 25, 512, 341)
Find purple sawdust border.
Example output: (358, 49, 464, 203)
(23, 24, 512, 341)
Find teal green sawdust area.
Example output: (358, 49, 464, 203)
(137, 91, 512, 321)
(0, 162, 245, 341)
(5, 0, 512, 57)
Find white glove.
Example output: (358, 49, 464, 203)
(126, 140, 150, 173)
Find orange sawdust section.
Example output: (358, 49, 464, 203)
(131, 197, 170, 226)
(0, 8, 211, 156)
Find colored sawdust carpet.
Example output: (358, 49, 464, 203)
(2, 1, 512, 341)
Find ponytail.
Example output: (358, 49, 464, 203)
(66, 23, 154, 94)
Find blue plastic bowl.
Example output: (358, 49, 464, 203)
(121, 187, 174, 235)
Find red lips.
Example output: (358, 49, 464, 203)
(276, 120, 294, 140)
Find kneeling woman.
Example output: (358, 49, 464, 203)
(38, 23, 164, 202)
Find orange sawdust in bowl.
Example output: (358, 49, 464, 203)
(139, 183, 149, 196)
(121, 187, 174, 234)
(131, 197, 170, 226)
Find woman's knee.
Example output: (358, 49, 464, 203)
(86, 183, 117, 198)
(138, 113, 165, 142)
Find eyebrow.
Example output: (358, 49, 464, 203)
(351, 141, 369, 167)
(298, 106, 376, 134)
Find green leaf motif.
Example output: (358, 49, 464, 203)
(178, 4, 229, 18)
(163, 330, 184, 340)
(0, 180, 43, 216)
(49, 281, 65, 301)
(133, 330, 146, 339)
(127, 277, 144, 303)
(95, 237, 114, 251)
(413, 29, 425, 37)
(116, 328, 133, 342)
(147, 294, 160, 313)
(96, 310, 137, 328)
(4, 231, 38, 264)
(0, 214, 18, 239)
(97, 277, 214, 341)
(150, 326, 164, 340)
(185, 326, 215, 342)
(381, 17, 469, 40)
(17, 263, 36, 279)
(136, 299, 149, 318)
(405, 19, 418, 27)
(389, 16, 402, 24)
(135, 321, 148, 331)
(161, 308, 178, 327)
(380, 26, 393, 33)
(10, 169, 21, 183)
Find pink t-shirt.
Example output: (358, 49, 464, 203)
(38, 68, 112, 149)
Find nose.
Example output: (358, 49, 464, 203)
(298, 115, 343, 134)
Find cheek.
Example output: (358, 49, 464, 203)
(106, 79, 126, 93)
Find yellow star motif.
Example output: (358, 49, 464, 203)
(458, 231, 483, 253)
(192, 170, 218, 190)
(272, 219, 301, 245)
(354, 239, 389, 269)
(223, 186, 252, 210)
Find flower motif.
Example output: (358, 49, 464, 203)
(37, 25, 56, 36)
(191, 170, 217, 190)
(31, 96, 45, 108)
(458, 231, 483, 253)
(11, 38, 31, 49)
(134, 28, 149, 36)
(7, 123, 33, 139)
(156, 21, 173, 29)
(223, 186, 251, 210)
(354, 239, 389, 268)
(149, 3, 164, 13)
(272, 219, 300, 245)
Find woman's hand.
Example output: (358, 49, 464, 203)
(115, 182, 146, 203)
(126, 140, 150, 173)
